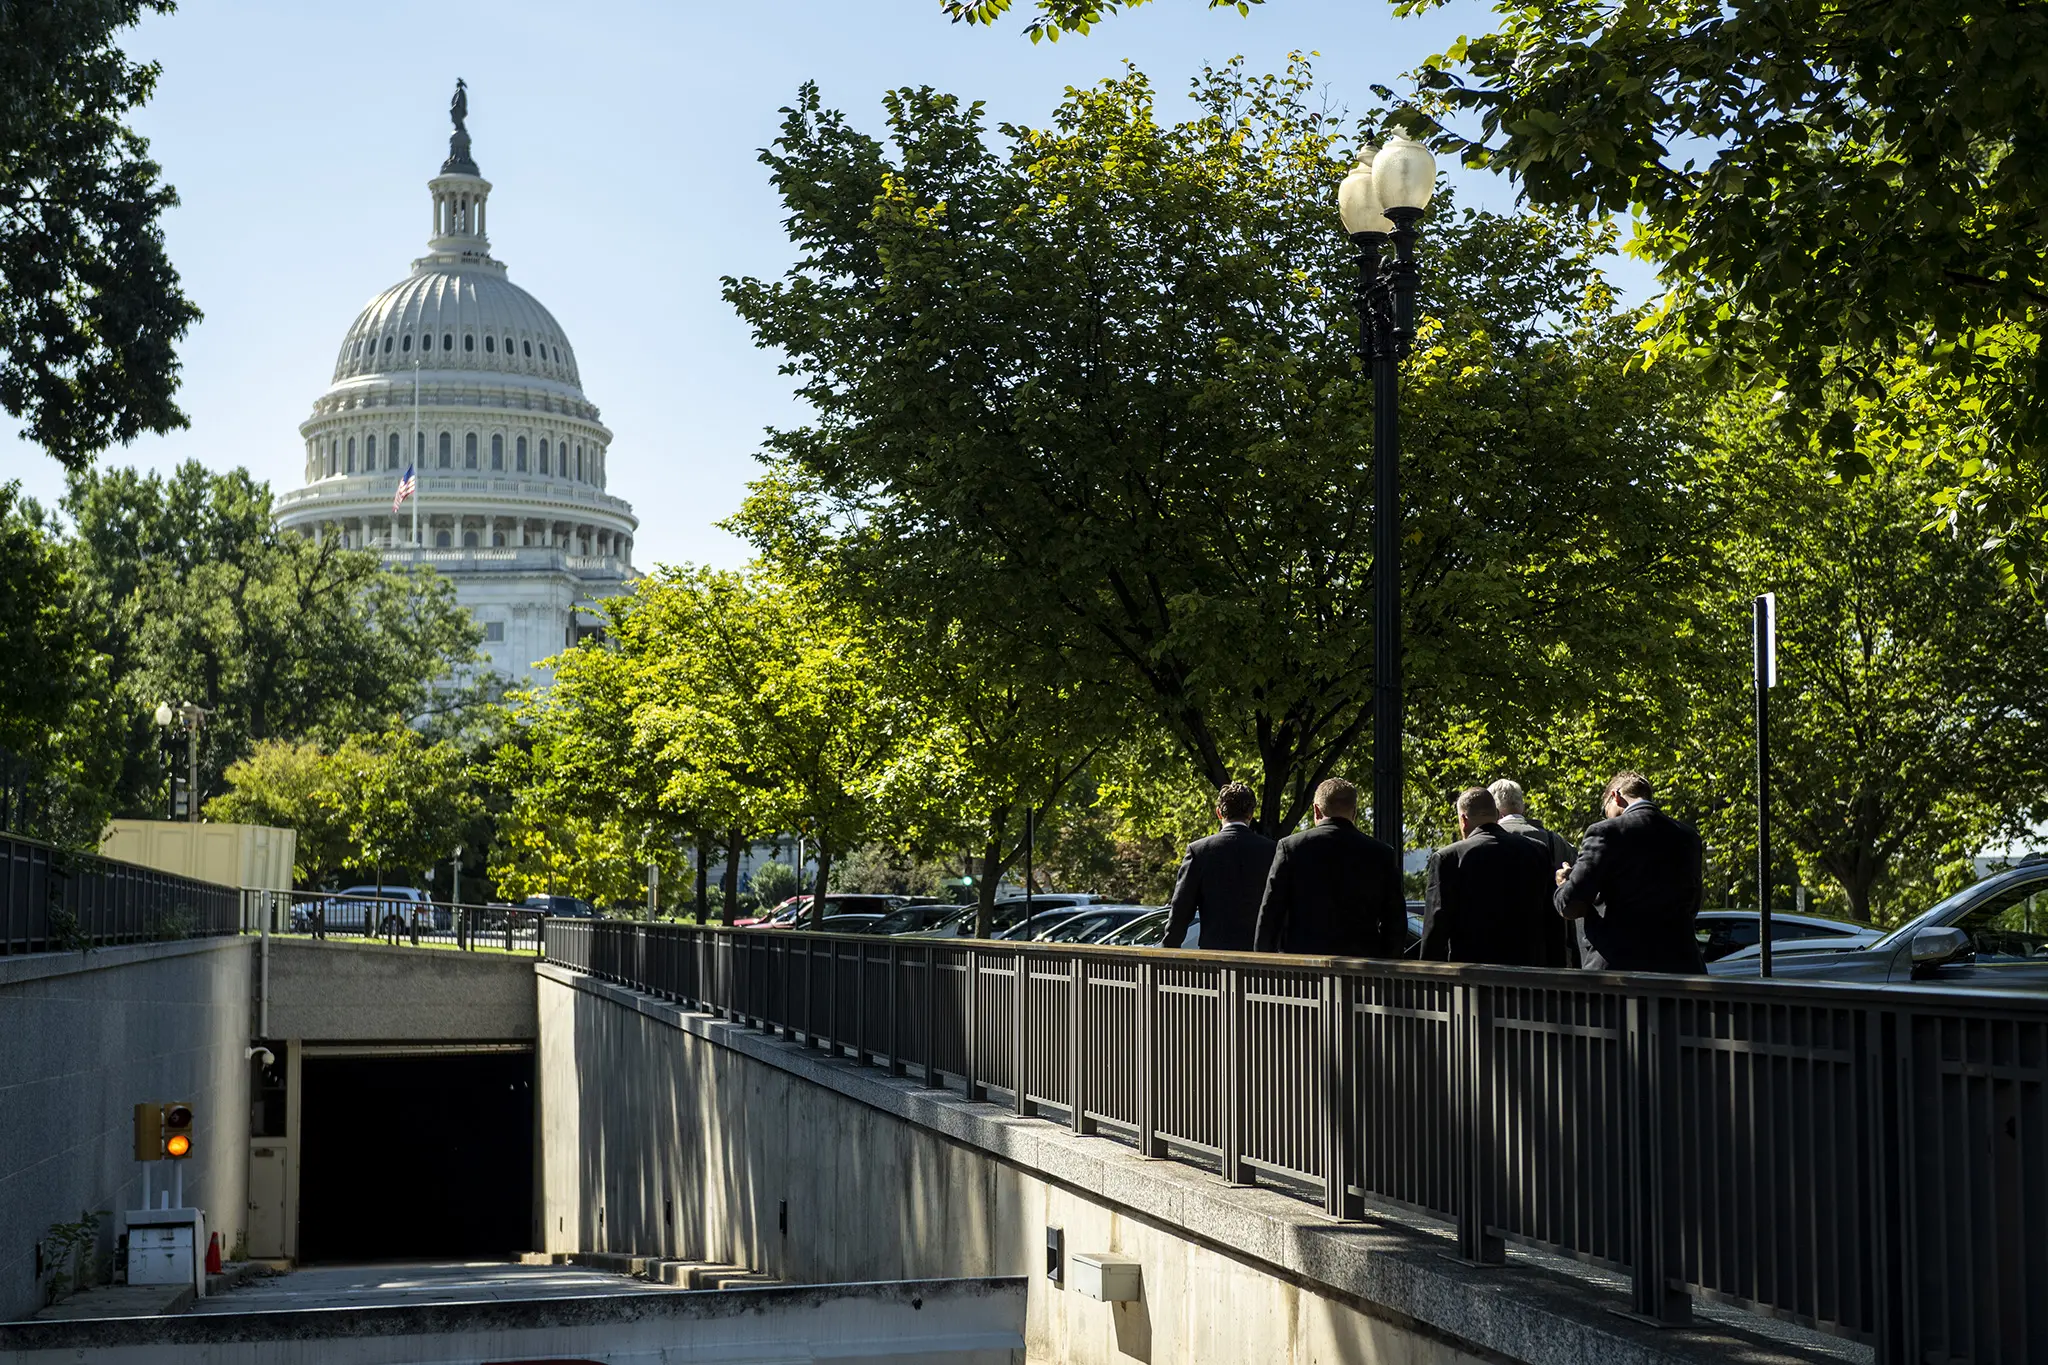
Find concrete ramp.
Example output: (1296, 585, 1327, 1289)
(0, 1277, 1025, 1364)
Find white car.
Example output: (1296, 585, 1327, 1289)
(297, 885, 439, 931)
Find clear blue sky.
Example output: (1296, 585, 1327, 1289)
(4, 0, 1637, 569)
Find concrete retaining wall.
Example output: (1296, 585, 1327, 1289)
(262, 939, 535, 1042)
(0, 938, 254, 1322)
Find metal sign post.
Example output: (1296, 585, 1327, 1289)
(1754, 593, 1777, 977)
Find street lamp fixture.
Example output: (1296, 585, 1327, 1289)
(1341, 132, 1436, 856)
(154, 701, 212, 824)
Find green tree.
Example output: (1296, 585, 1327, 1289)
(204, 740, 352, 885)
(207, 730, 479, 890)
(1717, 403, 2048, 922)
(487, 647, 695, 912)
(65, 462, 482, 812)
(0, 484, 117, 843)
(2, 1, 201, 468)
(750, 859, 799, 904)
(726, 60, 1708, 843)
(1406, 0, 2048, 555)
(939, 0, 1262, 42)
(1409, 377, 2048, 926)
(329, 729, 478, 890)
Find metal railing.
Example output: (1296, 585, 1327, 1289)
(544, 919, 2048, 1365)
(0, 834, 241, 954)
(257, 888, 551, 954)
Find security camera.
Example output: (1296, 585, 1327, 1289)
(246, 1046, 275, 1064)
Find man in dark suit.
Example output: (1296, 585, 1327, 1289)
(1252, 778, 1405, 957)
(1553, 771, 1707, 974)
(1422, 787, 1567, 966)
(1165, 782, 1277, 950)
(1490, 779, 1585, 967)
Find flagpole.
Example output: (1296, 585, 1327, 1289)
(410, 359, 421, 548)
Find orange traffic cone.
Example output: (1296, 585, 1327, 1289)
(205, 1231, 223, 1274)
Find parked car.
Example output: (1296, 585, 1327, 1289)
(523, 894, 600, 919)
(1708, 864, 2048, 987)
(1714, 933, 1887, 965)
(906, 894, 1108, 940)
(1099, 909, 1172, 947)
(867, 904, 963, 936)
(297, 885, 439, 931)
(803, 913, 888, 934)
(735, 896, 809, 928)
(1037, 904, 1162, 943)
(1096, 902, 1428, 954)
(1694, 909, 1882, 963)
(741, 894, 908, 928)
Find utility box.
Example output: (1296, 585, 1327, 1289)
(1070, 1252, 1142, 1302)
(101, 821, 296, 896)
(125, 1208, 205, 1294)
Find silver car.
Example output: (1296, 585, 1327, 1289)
(1708, 865, 2048, 988)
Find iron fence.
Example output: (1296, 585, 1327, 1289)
(260, 889, 551, 954)
(545, 918, 2048, 1365)
(0, 833, 241, 954)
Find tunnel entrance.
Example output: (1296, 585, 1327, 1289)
(298, 1049, 534, 1262)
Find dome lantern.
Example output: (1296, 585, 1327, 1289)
(426, 79, 493, 268)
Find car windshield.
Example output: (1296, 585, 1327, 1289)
(1871, 871, 2048, 950)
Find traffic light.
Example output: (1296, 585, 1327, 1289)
(132, 1102, 164, 1161)
(131, 1102, 195, 1160)
(163, 1102, 194, 1159)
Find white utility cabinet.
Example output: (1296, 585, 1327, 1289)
(125, 1207, 206, 1294)
(1070, 1252, 1142, 1302)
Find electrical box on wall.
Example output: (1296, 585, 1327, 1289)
(1071, 1252, 1142, 1303)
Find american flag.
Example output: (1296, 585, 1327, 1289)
(392, 463, 417, 514)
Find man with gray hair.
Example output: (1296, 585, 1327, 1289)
(1421, 787, 1563, 965)
(1490, 779, 1586, 967)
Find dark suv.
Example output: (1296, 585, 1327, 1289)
(523, 895, 600, 918)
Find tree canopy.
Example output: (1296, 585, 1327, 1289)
(940, 0, 1263, 42)
(1, 1, 199, 468)
(65, 461, 483, 813)
(724, 59, 1709, 839)
(1403, 0, 2048, 555)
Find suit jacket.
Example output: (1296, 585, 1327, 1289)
(1252, 817, 1405, 957)
(1552, 800, 1706, 973)
(1497, 813, 1585, 968)
(1422, 823, 1566, 966)
(1165, 823, 1277, 950)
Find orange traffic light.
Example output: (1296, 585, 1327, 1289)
(163, 1102, 194, 1160)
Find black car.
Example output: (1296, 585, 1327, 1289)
(523, 895, 600, 918)
(867, 904, 963, 936)
(1708, 864, 2048, 988)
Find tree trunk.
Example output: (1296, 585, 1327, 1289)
(722, 828, 743, 923)
(975, 836, 1003, 940)
(694, 832, 710, 923)
(809, 842, 833, 929)
(1843, 866, 1875, 925)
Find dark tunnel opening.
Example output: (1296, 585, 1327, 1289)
(298, 1051, 533, 1262)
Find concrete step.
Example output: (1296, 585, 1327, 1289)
(709, 1271, 779, 1290)
(684, 1263, 747, 1290)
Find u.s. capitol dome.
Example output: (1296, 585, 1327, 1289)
(273, 86, 637, 682)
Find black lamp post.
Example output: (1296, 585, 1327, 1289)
(1340, 135, 1437, 854)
